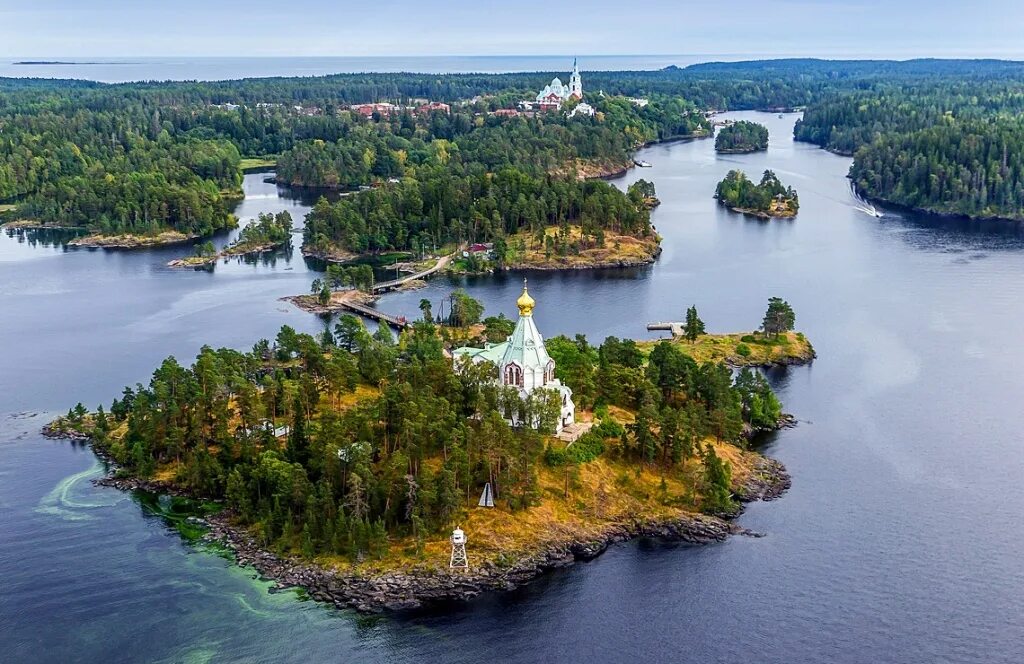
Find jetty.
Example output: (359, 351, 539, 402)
(647, 321, 684, 337)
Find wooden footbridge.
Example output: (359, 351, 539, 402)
(373, 253, 454, 293)
(334, 252, 456, 329)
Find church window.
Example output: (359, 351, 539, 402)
(504, 363, 523, 387)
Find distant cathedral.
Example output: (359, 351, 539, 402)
(453, 281, 576, 433)
(535, 59, 583, 109)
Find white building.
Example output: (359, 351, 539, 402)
(534, 59, 584, 110)
(569, 102, 595, 118)
(452, 281, 576, 433)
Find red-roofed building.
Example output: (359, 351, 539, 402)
(415, 101, 451, 115)
(350, 103, 397, 118)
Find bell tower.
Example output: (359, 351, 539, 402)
(569, 58, 583, 99)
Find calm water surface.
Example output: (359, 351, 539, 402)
(2, 112, 1024, 663)
(0, 55, 706, 83)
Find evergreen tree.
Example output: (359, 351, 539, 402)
(684, 305, 705, 342)
(762, 297, 796, 338)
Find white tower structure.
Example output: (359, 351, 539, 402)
(450, 526, 469, 570)
(568, 58, 583, 99)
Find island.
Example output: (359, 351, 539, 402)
(715, 121, 769, 153)
(715, 169, 799, 218)
(45, 288, 810, 613)
(168, 211, 293, 268)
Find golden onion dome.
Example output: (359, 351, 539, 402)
(516, 279, 535, 316)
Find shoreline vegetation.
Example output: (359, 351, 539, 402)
(43, 295, 810, 613)
(715, 169, 799, 219)
(502, 226, 661, 271)
(168, 211, 293, 268)
(4, 59, 1024, 249)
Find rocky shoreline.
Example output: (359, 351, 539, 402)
(42, 419, 789, 614)
(68, 231, 200, 249)
(198, 510, 745, 613)
(167, 240, 289, 268)
(281, 291, 377, 315)
(730, 347, 817, 369)
(721, 204, 797, 220)
(91, 470, 781, 614)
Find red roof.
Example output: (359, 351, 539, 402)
(415, 102, 450, 114)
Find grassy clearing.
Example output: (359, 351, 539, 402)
(505, 226, 660, 270)
(638, 330, 814, 366)
(240, 157, 278, 171)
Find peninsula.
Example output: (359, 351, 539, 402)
(715, 169, 799, 218)
(46, 289, 809, 613)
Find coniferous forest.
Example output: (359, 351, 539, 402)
(10, 58, 1024, 242)
(54, 314, 782, 560)
(715, 121, 768, 153)
(793, 76, 1024, 220)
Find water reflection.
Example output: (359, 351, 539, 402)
(4, 226, 88, 249)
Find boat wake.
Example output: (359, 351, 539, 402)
(854, 203, 884, 218)
(850, 184, 884, 217)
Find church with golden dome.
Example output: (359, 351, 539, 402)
(452, 280, 576, 433)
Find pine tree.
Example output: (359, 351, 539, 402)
(762, 297, 796, 338)
(702, 445, 734, 514)
(684, 305, 705, 342)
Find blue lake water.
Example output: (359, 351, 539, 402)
(2, 112, 1024, 663)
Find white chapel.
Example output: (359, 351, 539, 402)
(452, 280, 576, 433)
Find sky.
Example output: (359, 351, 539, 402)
(2, 0, 1023, 59)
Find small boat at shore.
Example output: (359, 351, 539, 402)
(634, 159, 652, 168)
